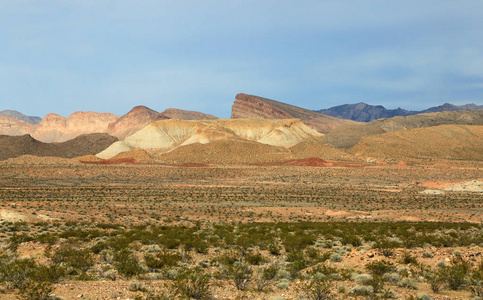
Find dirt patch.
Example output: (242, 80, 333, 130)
(252, 157, 366, 167)
(166, 162, 212, 167)
(419, 181, 457, 189)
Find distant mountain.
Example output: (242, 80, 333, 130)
(0, 133, 118, 161)
(0, 110, 41, 124)
(30, 112, 120, 143)
(231, 93, 358, 133)
(0, 116, 34, 136)
(420, 103, 483, 114)
(317, 102, 483, 122)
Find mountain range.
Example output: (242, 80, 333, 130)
(1, 94, 482, 163)
(317, 102, 483, 122)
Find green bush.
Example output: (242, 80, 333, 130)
(443, 258, 469, 290)
(172, 270, 211, 300)
(144, 251, 181, 270)
(366, 260, 396, 276)
(114, 249, 143, 278)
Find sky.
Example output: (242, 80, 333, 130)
(1, 1, 483, 119)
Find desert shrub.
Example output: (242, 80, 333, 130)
(245, 252, 265, 265)
(354, 274, 373, 285)
(8, 233, 34, 251)
(276, 278, 290, 290)
(268, 242, 281, 256)
(329, 253, 342, 262)
(469, 262, 483, 297)
(255, 265, 277, 292)
(309, 264, 338, 277)
(423, 251, 434, 258)
(443, 258, 470, 290)
(416, 293, 433, 300)
(367, 275, 385, 294)
(226, 262, 253, 291)
(282, 232, 316, 253)
(144, 251, 181, 270)
(114, 249, 143, 278)
(349, 285, 373, 296)
(379, 288, 398, 299)
(172, 270, 211, 300)
(399, 278, 418, 290)
(340, 234, 362, 247)
(211, 250, 240, 266)
(299, 276, 333, 300)
(366, 260, 396, 276)
(383, 272, 400, 283)
(399, 251, 418, 265)
(0, 258, 63, 290)
(51, 246, 94, 272)
(17, 279, 54, 300)
(425, 270, 444, 293)
(129, 281, 147, 292)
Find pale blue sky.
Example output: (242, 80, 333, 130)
(1, 1, 482, 118)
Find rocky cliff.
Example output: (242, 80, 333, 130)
(231, 93, 357, 133)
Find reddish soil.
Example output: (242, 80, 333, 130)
(80, 158, 137, 165)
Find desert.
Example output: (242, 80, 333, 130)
(0, 93, 482, 300)
(2, 3, 483, 299)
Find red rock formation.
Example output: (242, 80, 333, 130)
(231, 93, 358, 133)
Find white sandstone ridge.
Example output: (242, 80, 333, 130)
(96, 118, 322, 159)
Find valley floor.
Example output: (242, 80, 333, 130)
(0, 160, 481, 299)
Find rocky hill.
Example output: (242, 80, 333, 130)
(30, 112, 120, 143)
(107, 106, 218, 140)
(318, 102, 483, 122)
(0, 116, 33, 136)
(349, 125, 483, 161)
(324, 110, 483, 148)
(0, 110, 41, 124)
(106, 106, 168, 140)
(97, 118, 323, 159)
(0, 133, 118, 161)
(231, 93, 357, 133)
(159, 108, 218, 120)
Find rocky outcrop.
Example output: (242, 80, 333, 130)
(0, 110, 41, 124)
(231, 93, 358, 133)
(30, 112, 120, 143)
(107, 106, 167, 140)
(97, 118, 322, 159)
(0, 133, 118, 161)
(0, 116, 33, 136)
(160, 108, 218, 120)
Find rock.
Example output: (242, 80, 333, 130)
(231, 93, 358, 133)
